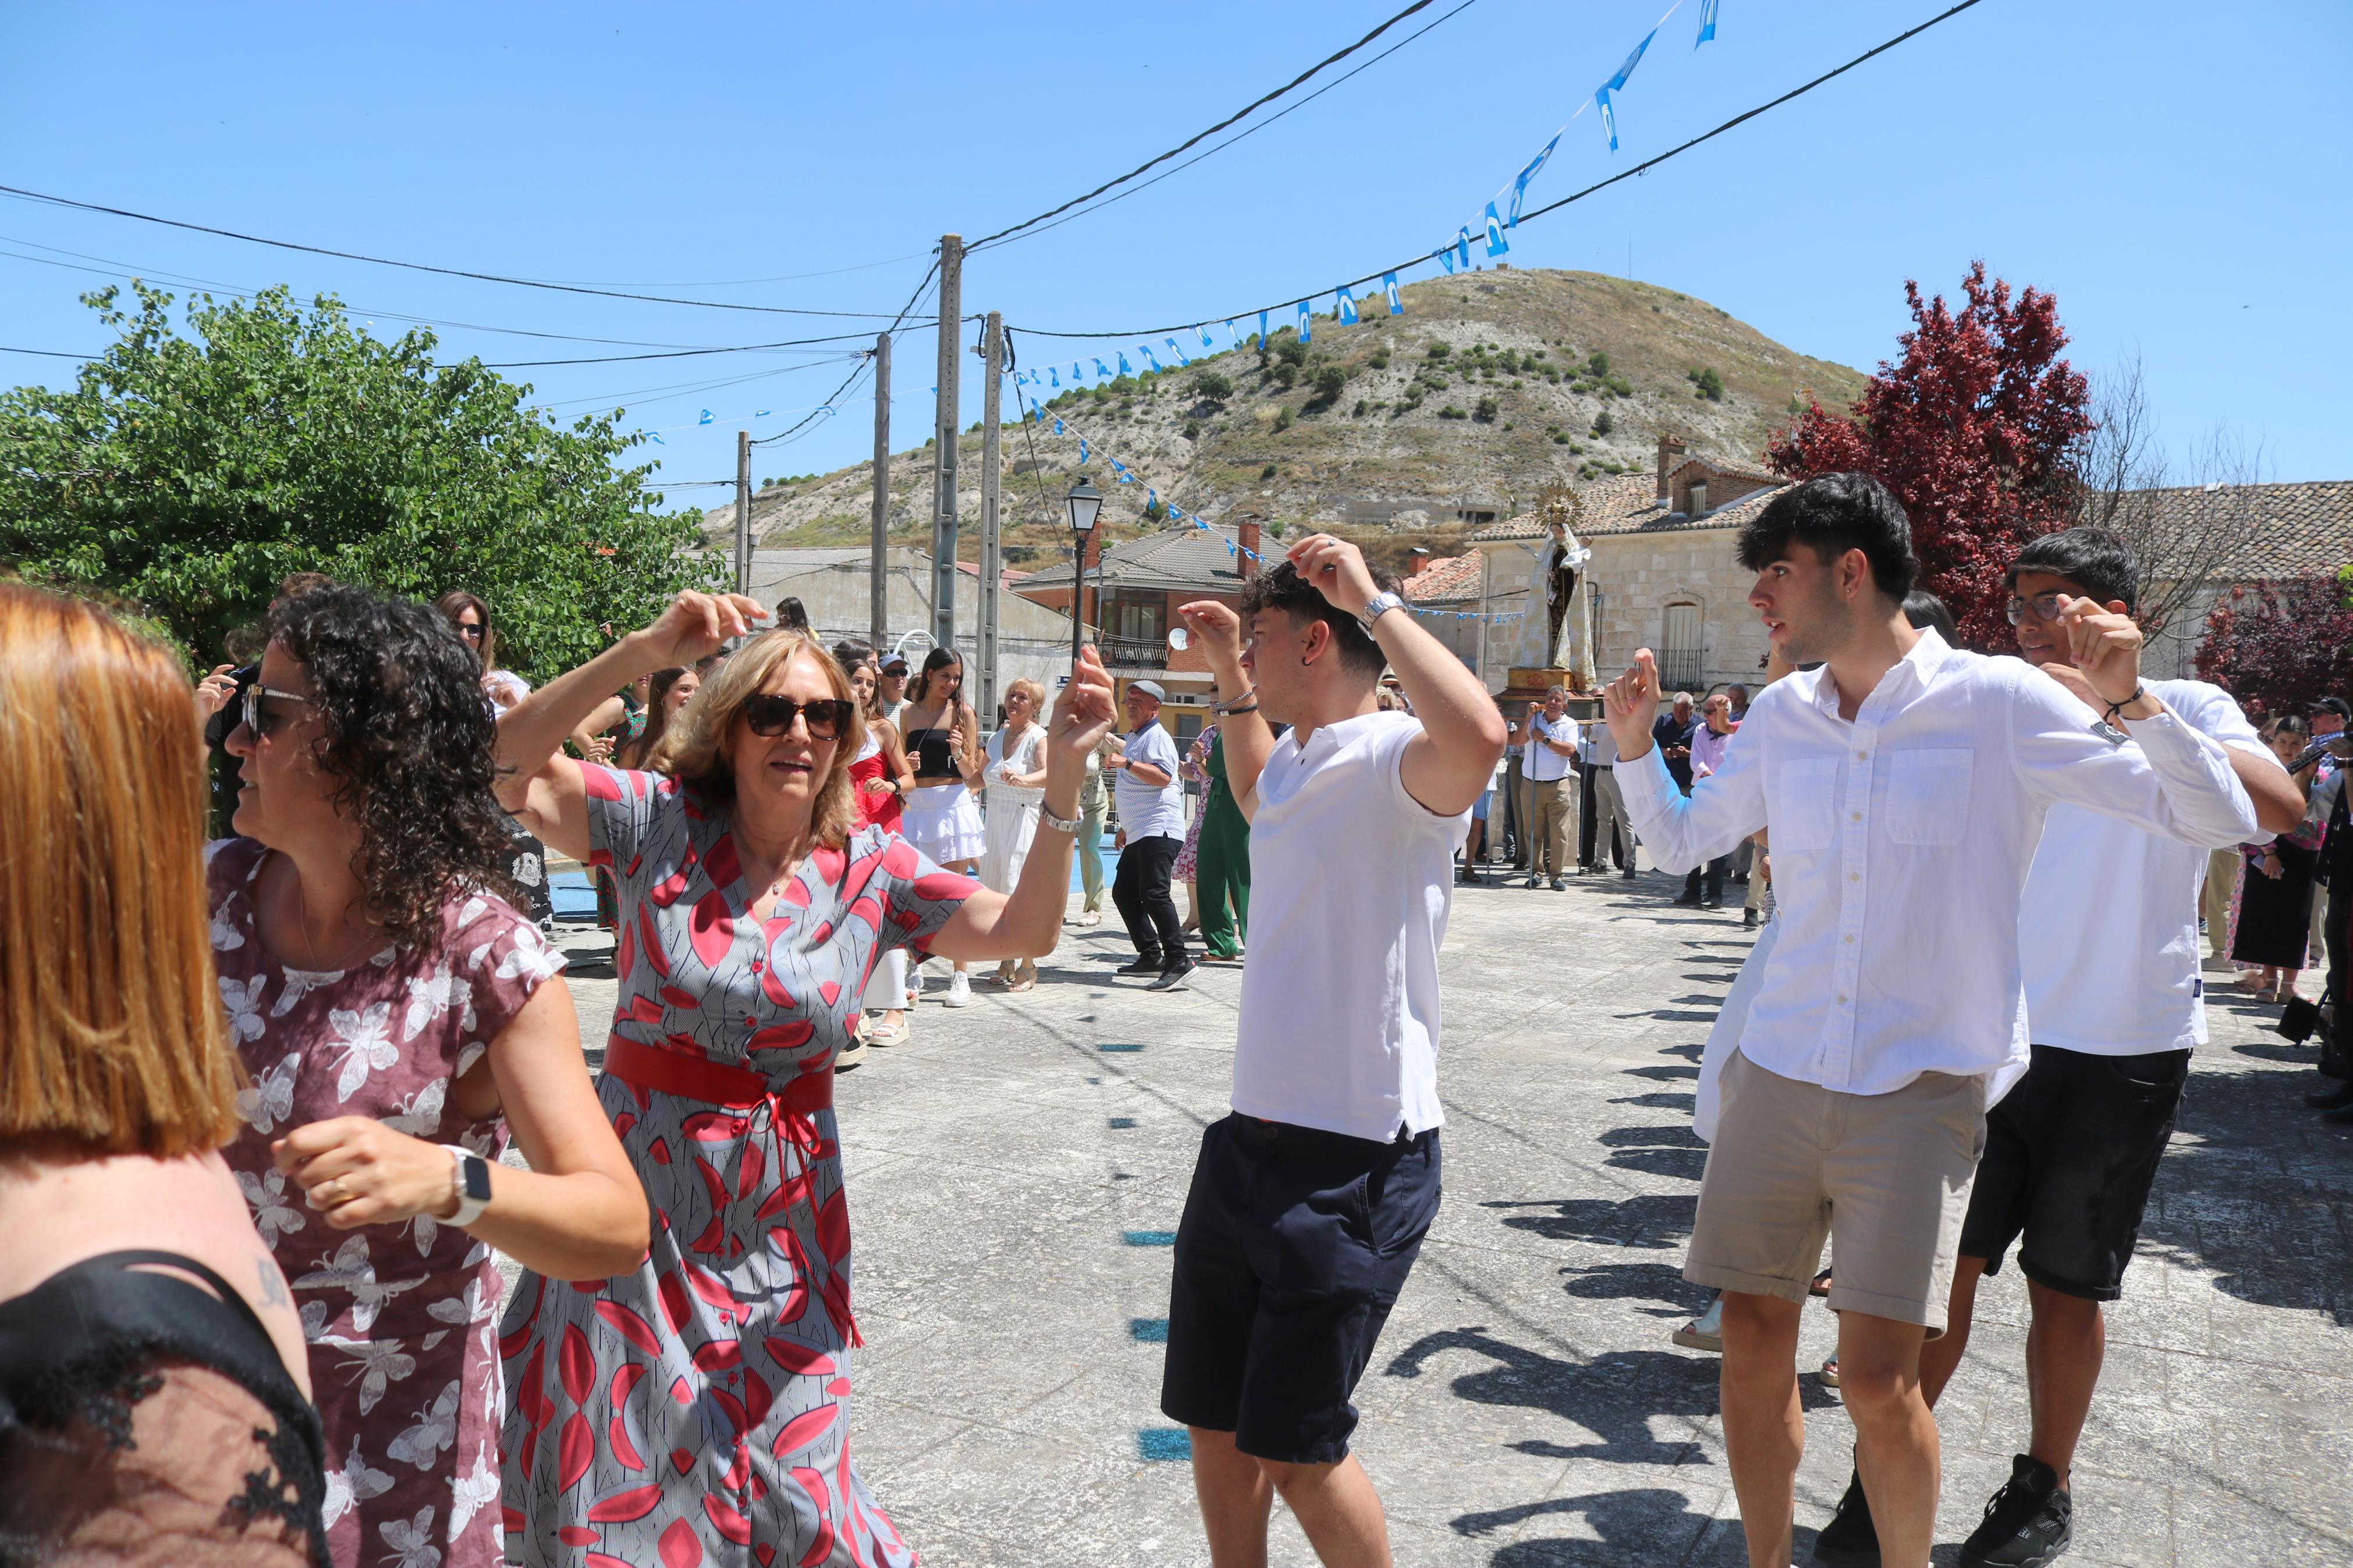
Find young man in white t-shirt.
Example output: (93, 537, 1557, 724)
(1598, 474, 2257, 1568)
(1164, 535, 1506, 1568)
(1811, 527, 2300, 1568)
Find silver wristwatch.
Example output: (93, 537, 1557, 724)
(442, 1144, 492, 1227)
(1358, 590, 1407, 631)
(1038, 803, 1083, 834)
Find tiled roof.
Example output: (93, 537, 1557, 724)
(1013, 523, 1247, 593)
(2156, 481, 2353, 582)
(1403, 554, 1482, 603)
(1669, 453, 1780, 488)
(1470, 472, 1784, 543)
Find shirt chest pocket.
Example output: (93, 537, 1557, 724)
(1887, 748, 1974, 846)
(1772, 758, 1841, 852)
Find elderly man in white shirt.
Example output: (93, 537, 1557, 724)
(1514, 685, 1580, 889)
(1599, 474, 2257, 1568)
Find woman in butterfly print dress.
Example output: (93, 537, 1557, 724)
(208, 586, 650, 1568)
(492, 596, 1115, 1567)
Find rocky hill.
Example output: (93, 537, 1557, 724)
(705, 268, 1864, 571)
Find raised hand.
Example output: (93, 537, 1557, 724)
(1284, 532, 1379, 616)
(195, 663, 239, 720)
(1177, 599, 1245, 675)
(633, 590, 768, 670)
(2057, 595, 2146, 708)
(1047, 645, 1118, 766)
(1601, 649, 1663, 761)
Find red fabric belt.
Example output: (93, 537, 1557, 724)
(602, 1034, 857, 1345)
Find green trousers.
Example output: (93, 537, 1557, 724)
(1079, 795, 1108, 912)
(1194, 807, 1250, 959)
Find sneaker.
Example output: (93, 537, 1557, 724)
(943, 973, 973, 1008)
(1115, 955, 1164, 976)
(1524, 874, 1541, 889)
(1670, 1295, 1724, 1353)
(1702, 894, 1723, 908)
(1147, 958, 1196, 993)
(1812, 1466, 1879, 1568)
(1548, 877, 1566, 891)
(1673, 893, 1702, 908)
(1960, 1455, 2072, 1567)
(1744, 908, 1760, 928)
(1620, 867, 1638, 880)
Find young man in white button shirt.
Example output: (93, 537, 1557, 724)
(1108, 679, 1191, 989)
(1598, 474, 2258, 1568)
(1811, 528, 2301, 1568)
(1163, 535, 1506, 1568)
(1514, 684, 1580, 889)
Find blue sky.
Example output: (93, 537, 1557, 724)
(2, 1, 2346, 503)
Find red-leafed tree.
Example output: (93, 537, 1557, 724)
(1765, 262, 2093, 648)
(2194, 574, 2353, 718)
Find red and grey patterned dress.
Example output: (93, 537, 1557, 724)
(209, 837, 564, 1568)
(498, 766, 975, 1567)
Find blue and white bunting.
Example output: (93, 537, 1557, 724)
(1078, 439, 1088, 463)
(698, 409, 714, 425)
(1053, 418, 1063, 435)
(1607, 27, 1657, 91)
(1198, 325, 1215, 350)
(1297, 300, 1311, 344)
(1118, 351, 1134, 375)
(1509, 133, 1561, 225)
(1165, 336, 1192, 367)
(1456, 227, 1474, 270)
(1337, 285, 1358, 325)
(1597, 88, 1621, 151)
(1484, 202, 1510, 257)
(1696, 0, 1717, 47)
(1383, 272, 1403, 314)
(1140, 344, 1163, 372)
(1072, 362, 1083, 381)
(1094, 358, 1112, 378)
(1049, 368, 1060, 387)
(1439, 245, 1456, 275)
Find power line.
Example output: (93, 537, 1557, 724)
(972, 0, 1481, 255)
(1010, 0, 1988, 340)
(0, 181, 915, 319)
(0, 344, 94, 361)
(751, 256, 942, 449)
(964, 0, 1464, 252)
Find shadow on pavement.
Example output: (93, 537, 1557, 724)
(1385, 1328, 1722, 1466)
(1482, 1194, 1698, 1249)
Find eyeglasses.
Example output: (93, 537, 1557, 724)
(743, 695, 856, 739)
(2004, 592, 2070, 626)
(455, 622, 485, 642)
(241, 684, 315, 737)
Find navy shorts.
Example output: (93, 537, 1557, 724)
(1959, 1043, 2191, 1301)
(1160, 1113, 1440, 1464)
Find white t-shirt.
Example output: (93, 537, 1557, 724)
(2017, 677, 2267, 1058)
(1525, 712, 1577, 782)
(485, 669, 531, 711)
(1115, 722, 1185, 840)
(1231, 712, 1470, 1142)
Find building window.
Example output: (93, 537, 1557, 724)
(1658, 602, 1702, 692)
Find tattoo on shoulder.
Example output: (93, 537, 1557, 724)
(258, 1258, 289, 1307)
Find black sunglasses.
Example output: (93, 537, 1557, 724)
(743, 695, 855, 739)
(241, 683, 314, 737)
(456, 622, 485, 641)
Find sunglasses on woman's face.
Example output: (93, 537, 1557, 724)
(743, 695, 855, 739)
(242, 684, 315, 738)
(456, 621, 485, 642)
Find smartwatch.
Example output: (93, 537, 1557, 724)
(442, 1144, 492, 1227)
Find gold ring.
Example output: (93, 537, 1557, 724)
(317, 1178, 348, 1206)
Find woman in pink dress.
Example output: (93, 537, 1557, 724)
(208, 585, 649, 1568)
(491, 593, 1114, 1567)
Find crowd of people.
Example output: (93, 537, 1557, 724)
(1, 472, 2338, 1568)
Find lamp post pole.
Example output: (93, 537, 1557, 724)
(1064, 475, 1103, 671)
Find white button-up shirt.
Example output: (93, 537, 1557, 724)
(1616, 630, 2258, 1096)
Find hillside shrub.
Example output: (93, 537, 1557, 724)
(1439, 406, 1468, 420)
(1591, 410, 1616, 436)
(1688, 367, 1724, 401)
(1368, 350, 1390, 369)
(1260, 463, 1277, 478)
(1191, 370, 1233, 405)
(1271, 362, 1298, 390)
(1587, 351, 1610, 378)
(1426, 343, 1450, 360)
(1273, 407, 1293, 432)
(1275, 338, 1307, 368)
(1353, 399, 1368, 417)
(1310, 365, 1347, 403)
(1474, 396, 1499, 422)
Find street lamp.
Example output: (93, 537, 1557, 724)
(1066, 474, 1102, 667)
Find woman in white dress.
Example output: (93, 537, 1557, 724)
(896, 648, 985, 1007)
(982, 679, 1051, 990)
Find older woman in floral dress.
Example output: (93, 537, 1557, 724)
(492, 593, 1113, 1567)
(205, 585, 649, 1568)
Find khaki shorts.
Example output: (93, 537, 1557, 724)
(1686, 1050, 1987, 1334)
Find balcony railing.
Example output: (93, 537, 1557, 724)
(1098, 635, 1168, 670)
(1654, 648, 1704, 694)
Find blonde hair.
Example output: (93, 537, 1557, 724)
(0, 587, 240, 1156)
(652, 630, 864, 847)
(1004, 678, 1045, 714)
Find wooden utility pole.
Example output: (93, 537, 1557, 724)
(734, 428, 752, 599)
(977, 311, 1003, 719)
(929, 234, 963, 654)
(868, 333, 891, 651)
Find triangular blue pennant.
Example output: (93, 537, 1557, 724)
(1607, 27, 1656, 90)
(1165, 336, 1192, 367)
(1696, 0, 1717, 46)
(1509, 133, 1561, 225)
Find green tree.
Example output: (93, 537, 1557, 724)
(1190, 370, 1234, 406)
(0, 284, 718, 675)
(1308, 365, 1348, 406)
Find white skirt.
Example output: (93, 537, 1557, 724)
(904, 783, 986, 865)
(980, 787, 1044, 893)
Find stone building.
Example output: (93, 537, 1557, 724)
(1464, 437, 1787, 697)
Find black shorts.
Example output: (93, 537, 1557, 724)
(1958, 1043, 2191, 1301)
(1160, 1114, 1440, 1464)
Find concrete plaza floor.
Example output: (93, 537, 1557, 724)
(531, 864, 2353, 1567)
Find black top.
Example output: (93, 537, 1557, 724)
(0, 1249, 326, 1565)
(903, 710, 963, 784)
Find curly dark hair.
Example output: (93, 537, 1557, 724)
(266, 585, 519, 949)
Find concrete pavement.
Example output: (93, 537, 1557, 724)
(523, 863, 2353, 1566)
